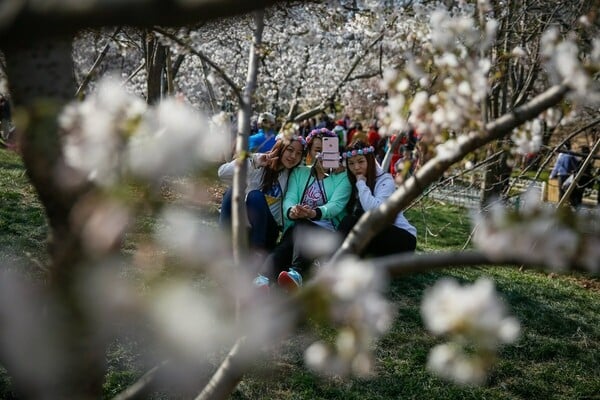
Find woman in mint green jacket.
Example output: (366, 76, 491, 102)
(256, 128, 351, 291)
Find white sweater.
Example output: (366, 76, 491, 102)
(354, 165, 417, 237)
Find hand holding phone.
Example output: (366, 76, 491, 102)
(321, 136, 340, 169)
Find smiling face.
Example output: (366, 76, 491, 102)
(347, 155, 368, 177)
(309, 137, 323, 160)
(280, 140, 304, 169)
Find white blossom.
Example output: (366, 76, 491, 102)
(304, 258, 395, 377)
(473, 198, 581, 271)
(422, 278, 520, 385)
(427, 344, 486, 385)
(59, 78, 146, 186)
(422, 277, 520, 348)
(511, 119, 543, 155)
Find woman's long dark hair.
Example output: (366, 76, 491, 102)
(345, 140, 377, 212)
(260, 138, 303, 191)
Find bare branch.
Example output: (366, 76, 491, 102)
(112, 360, 170, 400)
(122, 60, 146, 86)
(0, 0, 290, 48)
(195, 338, 246, 400)
(76, 27, 121, 98)
(557, 137, 600, 207)
(290, 102, 326, 123)
(152, 27, 244, 106)
(231, 10, 265, 262)
(370, 249, 594, 277)
(532, 116, 600, 181)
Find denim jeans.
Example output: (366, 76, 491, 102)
(220, 188, 280, 252)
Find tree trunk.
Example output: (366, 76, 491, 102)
(4, 37, 106, 400)
(145, 31, 168, 104)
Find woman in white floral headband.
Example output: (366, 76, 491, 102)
(338, 140, 417, 256)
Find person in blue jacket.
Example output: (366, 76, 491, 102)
(549, 142, 579, 201)
(248, 112, 277, 153)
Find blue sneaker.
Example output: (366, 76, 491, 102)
(253, 275, 270, 294)
(277, 268, 302, 291)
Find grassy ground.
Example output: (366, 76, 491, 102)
(0, 149, 47, 277)
(1, 149, 598, 399)
(232, 202, 600, 400)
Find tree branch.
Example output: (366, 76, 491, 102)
(112, 360, 170, 400)
(0, 0, 289, 48)
(194, 338, 247, 400)
(557, 137, 600, 207)
(370, 249, 594, 277)
(152, 27, 244, 106)
(75, 27, 121, 98)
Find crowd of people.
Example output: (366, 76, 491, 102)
(220, 112, 418, 292)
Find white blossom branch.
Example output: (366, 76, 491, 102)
(370, 249, 595, 277)
(290, 16, 396, 122)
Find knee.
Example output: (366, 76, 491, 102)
(246, 190, 263, 201)
(221, 188, 233, 205)
(246, 190, 267, 207)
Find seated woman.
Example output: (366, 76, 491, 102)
(337, 140, 417, 256)
(218, 134, 305, 253)
(257, 128, 351, 290)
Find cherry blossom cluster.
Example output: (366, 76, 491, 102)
(421, 277, 520, 385)
(59, 78, 229, 186)
(378, 6, 495, 151)
(472, 191, 600, 274)
(541, 27, 600, 105)
(510, 118, 543, 156)
(304, 257, 395, 377)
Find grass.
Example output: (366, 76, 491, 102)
(1, 149, 598, 399)
(230, 202, 599, 400)
(0, 149, 48, 277)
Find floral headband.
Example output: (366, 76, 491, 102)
(276, 132, 307, 148)
(306, 128, 337, 145)
(342, 145, 375, 159)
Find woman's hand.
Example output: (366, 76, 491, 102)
(289, 204, 316, 219)
(355, 174, 366, 182)
(256, 153, 278, 168)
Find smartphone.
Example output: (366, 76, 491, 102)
(321, 136, 340, 168)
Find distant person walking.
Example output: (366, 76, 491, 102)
(569, 145, 595, 208)
(549, 142, 579, 201)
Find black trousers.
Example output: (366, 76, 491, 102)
(262, 220, 339, 280)
(337, 215, 416, 257)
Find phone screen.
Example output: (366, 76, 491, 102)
(321, 137, 339, 168)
